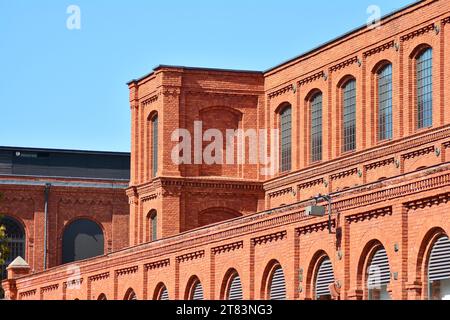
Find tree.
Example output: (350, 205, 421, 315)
(0, 193, 9, 299)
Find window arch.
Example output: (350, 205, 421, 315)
(278, 104, 292, 173)
(124, 288, 137, 300)
(186, 276, 204, 300)
(222, 269, 243, 300)
(0, 216, 25, 279)
(314, 257, 335, 300)
(341, 78, 357, 152)
(154, 283, 169, 300)
(376, 63, 393, 141)
(310, 92, 323, 163)
(148, 210, 157, 242)
(366, 246, 391, 300)
(427, 236, 450, 300)
(62, 219, 104, 264)
(97, 293, 107, 300)
(415, 47, 433, 129)
(263, 261, 287, 300)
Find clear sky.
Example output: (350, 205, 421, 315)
(0, 0, 415, 152)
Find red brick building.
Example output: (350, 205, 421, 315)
(3, 0, 450, 300)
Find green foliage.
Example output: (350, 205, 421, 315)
(0, 193, 10, 284)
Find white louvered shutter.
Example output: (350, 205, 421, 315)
(368, 248, 391, 289)
(159, 286, 169, 300)
(228, 274, 243, 300)
(315, 258, 335, 299)
(429, 237, 450, 282)
(269, 267, 286, 300)
(192, 282, 204, 300)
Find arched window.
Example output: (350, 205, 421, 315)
(342, 79, 357, 152)
(151, 114, 159, 177)
(377, 64, 393, 141)
(0, 216, 25, 279)
(367, 247, 391, 300)
(225, 271, 243, 300)
(148, 210, 157, 242)
(310, 93, 323, 163)
(279, 105, 292, 173)
(428, 236, 450, 300)
(315, 257, 335, 300)
(416, 48, 433, 129)
(97, 293, 107, 300)
(155, 283, 169, 300)
(62, 219, 104, 264)
(187, 277, 204, 300)
(268, 264, 286, 300)
(124, 288, 137, 300)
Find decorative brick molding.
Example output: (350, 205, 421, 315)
(268, 187, 293, 198)
(212, 241, 243, 255)
(19, 289, 37, 299)
(252, 231, 287, 246)
(346, 207, 392, 224)
(144, 259, 170, 270)
(88, 272, 110, 282)
(63, 278, 83, 289)
(400, 23, 435, 42)
(141, 94, 159, 106)
(401, 146, 435, 160)
(268, 84, 294, 99)
(298, 178, 324, 190)
(176, 250, 205, 263)
(443, 16, 450, 25)
(364, 158, 395, 171)
(40, 284, 59, 294)
(405, 192, 450, 211)
(363, 41, 395, 58)
(115, 266, 138, 277)
(329, 56, 358, 73)
(330, 168, 358, 181)
(297, 71, 325, 86)
(297, 220, 336, 235)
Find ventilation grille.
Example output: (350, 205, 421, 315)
(368, 248, 391, 289)
(429, 237, 450, 282)
(316, 258, 335, 298)
(269, 267, 286, 300)
(228, 275, 243, 300)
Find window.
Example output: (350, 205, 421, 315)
(342, 79, 357, 152)
(62, 219, 104, 264)
(0, 217, 25, 279)
(187, 278, 204, 300)
(315, 257, 335, 300)
(149, 211, 157, 242)
(428, 236, 450, 300)
(280, 106, 292, 173)
(367, 247, 391, 300)
(156, 284, 169, 300)
(124, 288, 137, 300)
(151, 115, 158, 177)
(268, 265, 286, 300)
(310, 93, 323, 162)
(226, 272, 243, 300)
(377, 64, 393, 141)
(416, 48, 433, 129)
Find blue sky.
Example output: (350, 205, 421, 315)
(0, 0, 414, 152)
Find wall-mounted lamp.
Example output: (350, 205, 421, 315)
(305, 194, 334, 234)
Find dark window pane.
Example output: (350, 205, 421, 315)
(280, 106, 292, 172)
(342, 80, 356, 152)
(0, 217, 25, 279)
(151, 213, 157, 241)
(417, 48, 433, 129)
(152, 116, 158, 177)
(62, 219, 104, 264)
(378, 64, 393, 141)
(310, 93, 323, 162)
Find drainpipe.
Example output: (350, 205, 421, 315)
(44, 183, 51, 270)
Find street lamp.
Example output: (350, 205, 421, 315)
(305, 194, 334, 234)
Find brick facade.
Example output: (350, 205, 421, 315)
(3, 0, 450, 300)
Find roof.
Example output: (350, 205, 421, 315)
(0, 146, 130, 181)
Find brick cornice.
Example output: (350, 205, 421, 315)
(252, 231, 287, 246)
(297, 220, 335, 235)
(363, 40, 395, 58)
(141, 94, 159, 106)
(329, 56, 358, 73)
(400, 23, 435, 42)
(212, 241, 243, 255)
(40, 283, 59, 293)
(330, 168, 358, 181)
(144, 259, 170, 270)
(115, 266, 138, 277)
(268, 187, 293, 198)
(364, 158, 395, 171)
(297, 71, 325, 87)
(298, 178, 324, 190)
(19, 289, 37, 298)
(401, 146, 435, 160)
(268, 84, 294, 99)
(346, 206, 392, 224)
(443, 16, 450, 25)
(176, 250, 205, 263)
(405, 192, 450, 211)
(88, 272, 110, 282)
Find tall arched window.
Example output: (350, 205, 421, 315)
(315, 257, 335, 300)
(155, 283, 170, 300)
(310, 93, 323, 163)
(279, 105, 292, 173)
(62, 219, 104, 264)
(367, 247, 391, 300)
(416, 48, 433, 129)
(148, 210, 157, 242)
(267, 264, 287, 300)
(186, 277, 204, 300)
(224, 270, 243, 300)
(377, 64, 393, 141)
(428, 236, 450, 300)
(124, 288, 137, 300)
(151, 115, 159, 177)
(342, 79, 357, 152)
(0, 216, 25, 279)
